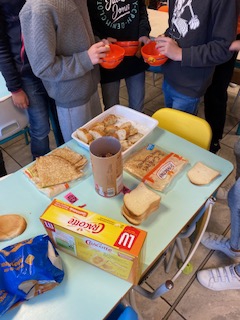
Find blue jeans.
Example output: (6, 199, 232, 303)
(21, 77, 52, 159)
(101, 71, 145, 112)
(162, 80, 200, 114)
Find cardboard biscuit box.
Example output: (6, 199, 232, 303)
(40, 199, 147, 284)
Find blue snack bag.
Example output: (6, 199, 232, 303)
(0, 234, 64, 316)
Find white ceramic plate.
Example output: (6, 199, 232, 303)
(71, 105, 158, 158)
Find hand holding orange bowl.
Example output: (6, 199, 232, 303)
(115, 41, 140, 56)
(100, 44, 125, 69)
(141, 41, 168, 66)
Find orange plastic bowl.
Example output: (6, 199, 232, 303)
(141, 41, 168, 66)
(100, 44, 125, 69)
(158, 5, 169, 12)
(115, 41, 140, 56)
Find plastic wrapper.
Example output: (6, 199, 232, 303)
(142, 152, 189, 191)
(0, 234, 64, 316)
(124, 144, 188, 192)
(23, 146, 89, 198)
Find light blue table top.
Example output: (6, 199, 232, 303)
(0, 127, 233, 320)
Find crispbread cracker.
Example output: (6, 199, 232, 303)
(51, 147, 87, 169)
(187, 162, 220, 185)
(36, 155, 82, 188)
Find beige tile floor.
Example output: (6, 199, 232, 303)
(1, 72, 240, 319)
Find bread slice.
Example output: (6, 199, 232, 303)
(129, 126, 138, 137)
(89, 121, 105, 132)
(105, 125, 119, 134)
(103, 114, 118, 126)
(89, 128, 105, 140)
(76, 128, 93, 144)
(127, 133, 143, 145)
(120, 140, 129, 152)
(0, 214, 27, 240)
(120, 121, 132, 130)
(116, 128, 129, 141)
(187, 162, 220, 185)
(122, 202, 159, 225)
(123, 182, 160, 221)
(106, 132, 119, 139)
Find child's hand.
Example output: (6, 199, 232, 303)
(11, 90, 29, 109)
(139, 36, 151, 45)
(155, 36, 182, 61)
(106, 37, 117, 43)
(88, 42, 110, 65)
(229, 40, 240, 52)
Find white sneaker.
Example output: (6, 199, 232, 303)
(216, 183, 232, 200)
(197, 265, 240, 291)
(201, 232, 240, 259)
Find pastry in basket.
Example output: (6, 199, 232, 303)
(75, 113, 143, 152)
(120, 122, 138, 136)
(120, 140, 130, 152)
(127, 133, 143, 145)
(116, 128, 129, 141)
(105, 125, 118, 134)
(76, 128, 93, 144)
(90, 121, 105, 132)
(122, 182, 161, 225)
(89, 128, 105, 140)
(103, 114, 118, 126)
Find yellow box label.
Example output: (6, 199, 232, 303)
(40, 199, 147, 283)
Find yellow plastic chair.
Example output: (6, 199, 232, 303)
(152, 108, 212, 150)
(151, 107, 214, 273)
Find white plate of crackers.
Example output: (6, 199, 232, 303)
(71, 105, 158, 158)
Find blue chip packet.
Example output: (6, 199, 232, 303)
(0, 234, 64, 316)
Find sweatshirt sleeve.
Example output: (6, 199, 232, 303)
(19, 5, 93, 82)
(138, 0, 151, 38)
(182, 1, 237, 67)
(0, 8, 22, 92)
